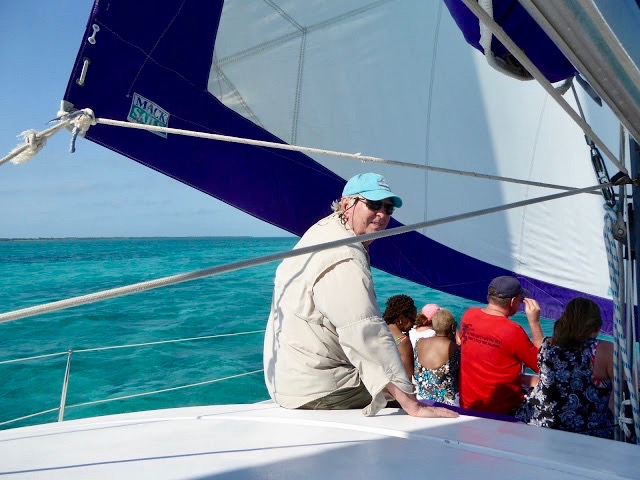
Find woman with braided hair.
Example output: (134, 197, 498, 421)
(515, 297, 614, 438)
(383, 295, 417, 379)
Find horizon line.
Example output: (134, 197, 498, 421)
(0, 235, 297, 241)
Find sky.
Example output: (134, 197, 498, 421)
(0, 1, 288, 238)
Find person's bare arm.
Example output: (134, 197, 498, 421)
(397, 339, 414, 380)
(523, 298, 543, 348)
(520, 373, 539, 388)
(385, 382, 458, 418)
(597, 341, 615, 413)
(597, 340, 614, 380)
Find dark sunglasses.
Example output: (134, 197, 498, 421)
(357, 197, 395, 215)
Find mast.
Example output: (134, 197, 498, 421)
(628, 136, 640, 442)
(630, 138, 640, 321)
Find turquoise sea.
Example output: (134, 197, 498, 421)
(0, 237, 557, 431)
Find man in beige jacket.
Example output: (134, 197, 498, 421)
(264, 172, 457, 419)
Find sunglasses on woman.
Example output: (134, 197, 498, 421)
(357, 197, 395, 215)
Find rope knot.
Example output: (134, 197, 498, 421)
(10, 129, 47, 165)
(68, 109, 96, 153)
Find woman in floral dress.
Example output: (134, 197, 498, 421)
(514, 297, 614, 438)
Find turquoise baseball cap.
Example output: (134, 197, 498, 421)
(342, 173, 403, 207)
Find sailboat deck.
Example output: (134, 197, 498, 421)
(0, 402, 637, 479)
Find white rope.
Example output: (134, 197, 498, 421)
(93, 117, 599, 194)
(0, 370, 264, 427)
(2, 108, 603, 195)
(0, 109, 95, 167)
(604, 204, 640, 443)
(0, 407, 59, 427)
(459, 0, 627, 175)
(0, 180, 614, 324)
(63, 369, 264, 409)
(478, 0, 529, 80)
(2, 126, 60, 167)
(72, 330, 265, 354)
(0, 330, 265, 366)
(0, 351, 68, 365)
(0, 331, 265, 428)
(8, 130, 47, 165)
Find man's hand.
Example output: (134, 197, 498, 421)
(386, 382, 459, 418)
(523, 298, 541, 322)
(522, 298, 543, 347)
(405, 404, 459, 418)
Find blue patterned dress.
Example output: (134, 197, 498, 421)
(514, 338, 613, 438)
(414, 348, 460, 405)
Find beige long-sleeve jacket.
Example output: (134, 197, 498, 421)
(263, 213, 414, 416)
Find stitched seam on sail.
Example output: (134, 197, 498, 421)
(216, 1, 394, 67)
(423, 1, 443, 226)
(210, 59, 264, 128)
(516, 95, 548, 264)
(292, 29, 307, 144)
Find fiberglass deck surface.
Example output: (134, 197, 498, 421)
(0, 402, 638, 479)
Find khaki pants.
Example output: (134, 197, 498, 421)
(298, 383, 372, 410)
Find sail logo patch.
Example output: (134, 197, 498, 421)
(127, 93, 169, 138)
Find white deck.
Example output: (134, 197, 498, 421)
(0, 402, 637, 479)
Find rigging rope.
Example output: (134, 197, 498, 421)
(0, 330, 265, 365)
(3, 108, 606, 196)
(67, 369, 264, 409)
(93, 116, 599, 194)
(0, 368, 264, 428)
(604, 204, 640, 443)
(0, 109, 94, 166)
(0, 180, 617, 324)
(571, 83, 617, 207)
(477, 0, 531, 80)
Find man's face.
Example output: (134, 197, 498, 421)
(343, 196, 394, 236)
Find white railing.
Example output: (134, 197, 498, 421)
(0, 330, 265, 428)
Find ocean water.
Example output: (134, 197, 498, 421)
(0, 237, 557, 431)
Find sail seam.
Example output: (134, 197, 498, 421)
(216, 1, 393, 67)
(265, 0, 304, 31)
(423, 1, 443, 226)
(210, 59, 264, 128)
(291, 29, 307, 144)
(516, 95, 548, 264)
(92, 19, 211, 98)
(126, 1, 187, 98)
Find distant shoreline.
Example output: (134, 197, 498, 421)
(0, 236, 296, 241)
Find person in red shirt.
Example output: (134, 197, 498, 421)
(459, 276, 543, 415)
